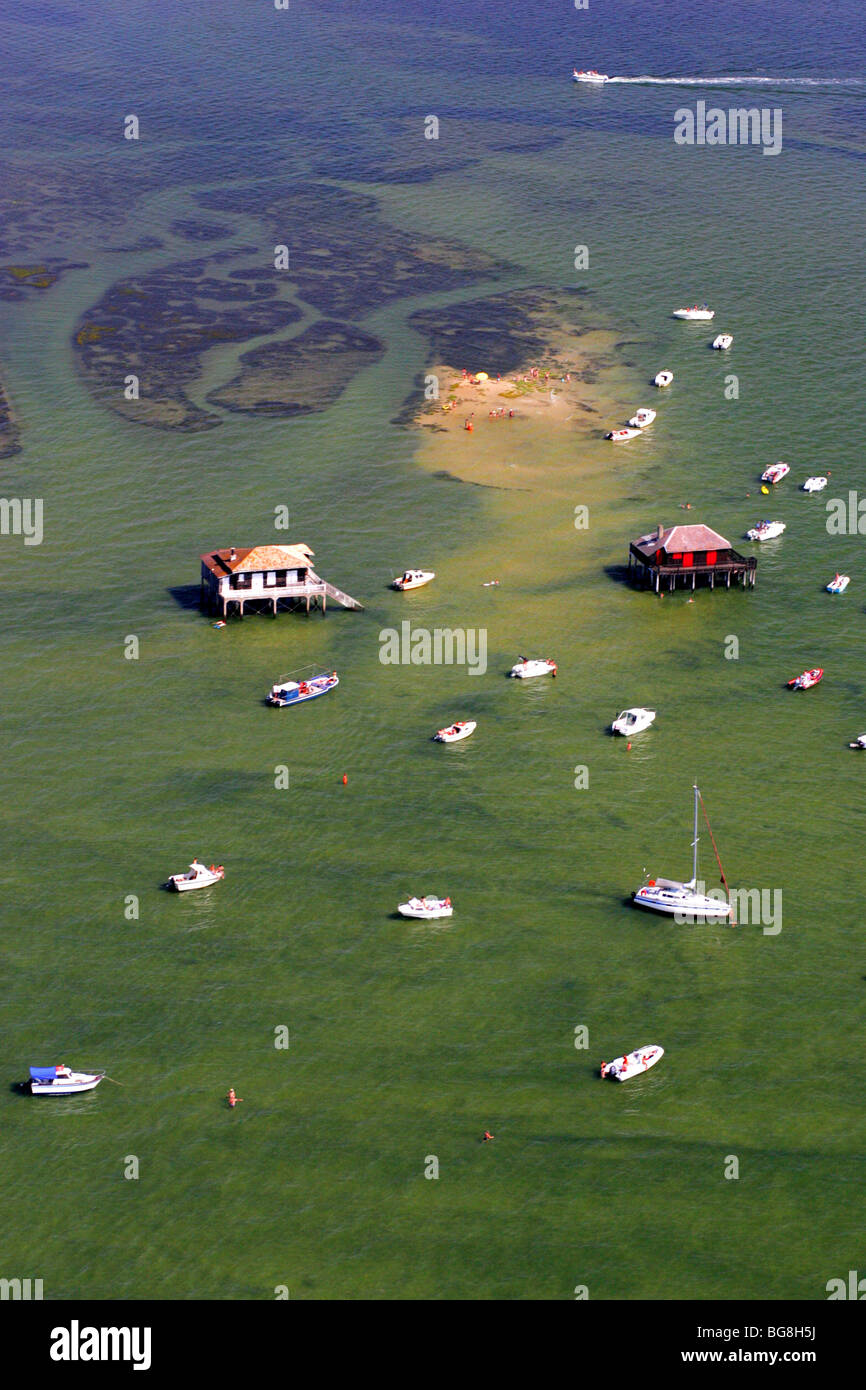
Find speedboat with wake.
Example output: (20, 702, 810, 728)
(600, 1046, 664, 1082)
(510, 656, 557, 679)
(653, 370, 674, 388)
(433, 720, 476, 743)
(28, 1064, 106, 1096)
(167, 860, 225, 892)
(746, 520, 785, 542)
(393, 569, 435, 591)
(268, 671, 339, 706)
(673, 305, 714, 321)
(398, 895, 453, 920)
(788, 667, 823, 690)
(803, 476, 828, 493)
(827, 573, 850, 593)
(711, 333, 733, 350)
(606, 427, 642, 442)
(761, 462, 790, 485)
(633, 785, 733, 920)
(628, 408, 656, 428)
(572, 69, 609, 83)
(611, 707, 656, 736)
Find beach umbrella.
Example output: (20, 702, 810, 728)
(475, 371, 489, 382)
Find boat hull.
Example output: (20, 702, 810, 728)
(393, 572, 435, 591)
(673, 309, 714, 320)
(633, 883, 732, 919)
(434, 721, 477, 743)
(398, 900, 453, 919)
(268, 675, 339, 706)
(601, 1046, 664, 1081)
(510, 660, 556, 679)
(30, 1073, 104, 1095)
(653, 372, 673, 387)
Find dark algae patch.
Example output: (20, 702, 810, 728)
(0, 375, 21, 459)
(72, 256, 303, 431)
(0, 258, 88, 302)
(207, 321, 384, 417)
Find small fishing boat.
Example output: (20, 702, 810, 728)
(673, 305, 715, 320)
(393, 569, 435, 591)
(802, 476, 828, 493)
(788, 667, 824, 690)
(827, 573, 850, 594)
(398, 895, 453, 920)
(268, 671, 339, 706)
(433, 720, 477, 743)
(509, 657, 557, 679)
(848, 734, 866, 750)
(28, 1064, 105, 1096)
(746, 520, 786, 542)
(711, 333, 733, 350)
(611, 707, 656, 736)
(761, 462, 790, 485)
(606, 427, 642, 441)
(167, 860, 225, 892)
(572, 69, 609, 83)
(653, 370, 674, 388)
(633, 785, 733, 920)
(600, 1046, 664, 1082)
(628, 408, 656, 429)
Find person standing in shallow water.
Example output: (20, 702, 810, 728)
(227, 1087, 243, 1109)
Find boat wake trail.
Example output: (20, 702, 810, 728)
(608, 75, 859, 87)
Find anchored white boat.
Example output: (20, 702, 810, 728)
(611, 707, 656, 736)
(510, 656, 557, 679)
(633, 785, 733, 920)
(393, 569, 435, 591)
(606, 427, 642, 442)
(653, 370, 674, 388)
(761, 462, 790, 485)
(673, 305, 715, 321)
(827, 574, 850, 593)
(28, 1064, 105, 1096)
(628, 408, 656, 429)
(268, 671, 339, 707)
(711, 333, 733, 350)
(572, 69, 609, 83)
(167, 860, 224, 892)
(433, 720, 476, 743)
(600, 1046, 664, 1082)
(398, 895, 453, 920)
(803, 476, 828, 493)
(746, 520, 786, 542)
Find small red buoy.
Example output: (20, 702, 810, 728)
(342, 774, 348, 785)
(626, 741, 632, 751)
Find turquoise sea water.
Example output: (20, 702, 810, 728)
(1, 1, 865, 1299)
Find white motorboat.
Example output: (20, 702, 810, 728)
(827, 573, 850, 594)
(628, 408, 656, 429)
(268, 671, 339, 707)
(433, 720, 477, 743)
(761, 462, 790, 485)
(28, 1064, 105, 1096)
(848, 733, 866, 749)
(509, 656, 557, 679)
(802, 476, 828, 493)
(633, 785, 733, 920)
(611, 707, 656, 736)
(393, 569, 435, 591)
(600, 1046, 664, 1082)
(711, 333, 733, 350)
(167, 859, 225, 892)
(746, 520, 786, 542)
(572, 69, 609, 83)
(606, 427, 642, 441)
(653, 370, 674, 388)
(673, 305, 715, 321)
(398, 895, 453, 920)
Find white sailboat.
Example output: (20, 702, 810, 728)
(633, 785, 732, 920)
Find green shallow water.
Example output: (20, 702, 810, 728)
(1, 0, 865, 1299)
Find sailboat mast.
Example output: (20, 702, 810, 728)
(691, 784, 699, 885)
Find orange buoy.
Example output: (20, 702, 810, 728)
(626, 742, 632, 750)
(342, 774, 348, 785)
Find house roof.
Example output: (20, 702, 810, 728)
(632, 523, 731, 558)
(201, 544, 315, 577)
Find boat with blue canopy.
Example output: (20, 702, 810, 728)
(28, 1064, 105, 1095)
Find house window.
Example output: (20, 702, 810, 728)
(705, 551, 717, 565)
(266, 572, 276, 586)
(682, 553, 693, 568)
(230, 572, 251, 589)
